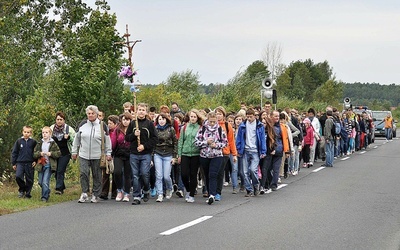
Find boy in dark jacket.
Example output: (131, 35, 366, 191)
(11, 126, 37, 198)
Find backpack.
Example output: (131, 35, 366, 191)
(201, 125, 223, 141)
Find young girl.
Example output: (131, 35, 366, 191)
(302, 118, 314, 168)
(154, 113, 177, 202)
(178, 109, 203, 203)
(34, 127, 61, 202)
(195, 111, 227, 205)
(111, 113, 133, 202)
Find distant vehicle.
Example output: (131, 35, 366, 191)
(352, 106, 375, 143)
(372, 110, 397, 138)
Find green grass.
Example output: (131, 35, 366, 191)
(0, 161, 83, 216)
(0, 180, 82, 216)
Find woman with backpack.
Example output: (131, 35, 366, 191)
(178, 109, 204, 203)
(195, 111, 227, 205)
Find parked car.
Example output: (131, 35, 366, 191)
(372, 110, 397, 138)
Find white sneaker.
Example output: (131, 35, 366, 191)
(90, 195, 99, 203)
(266, 189, 272, 194)
(78, 193, 88, 203)
(165, 190, 172, 199)
(116, 191, 123, 201)
(185, 192, 190, 201)
(156, 194, 163, 202)
(122, 194, 129, 202)
(223, 182, 229, 187)
(186, 196, 195, 203)
(278, 178, 282, 184)
(197, 180, 202, 189)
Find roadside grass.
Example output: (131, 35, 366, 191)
(0, 161, 82, 216)
(0, 180, 82, 216)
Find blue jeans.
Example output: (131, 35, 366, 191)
(130, 154, 152, 198)
(289, 145, 300, 172)
(55, 154, 70, 192)
(38, 164, 52, 200)
(154, 154, 173, 195)
(240, 151, 260, 192)
(325, 140, 334, 167)
(229, 154, 238, 189)
(385, 128, 392, 140)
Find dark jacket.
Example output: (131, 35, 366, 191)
(154, 125, 177, 157)
(125, 118, 158, 155)
(11, 138, 37, 165)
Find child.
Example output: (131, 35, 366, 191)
(11, 126, 37, 198)
(302, 118, 314, 168)
(34, 126, 61, 202)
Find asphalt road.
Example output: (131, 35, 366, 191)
(1, 137, 400, 250)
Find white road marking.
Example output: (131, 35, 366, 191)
(277, 184, 288, 189)
(373, 146, 378, 149)
(341, 157, 350, 161)
(160, 216, 213, 236)
(313, 167, 325, 172)
(359, 151, 366, 154)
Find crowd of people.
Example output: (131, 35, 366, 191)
(11, 100, 395, 204)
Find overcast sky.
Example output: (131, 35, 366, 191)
(88, 0, 400, 85)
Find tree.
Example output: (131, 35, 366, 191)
(313, 79, 343, 105)
(163, 70, 201, 111)
(262, 42, 283, 80)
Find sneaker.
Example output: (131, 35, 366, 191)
(245, 191, 254, 197)
(254, 186, 260, 196)
(55, 190, 62, 195)
(186, 196, 195, 203)
(143, 193, 149, 202)
(302, 163, 307, 168)
(150, 188, 156, 197)
(91, 195, 99, 203)
(185, 192, 190, 201)
(25, 193, 32, 199)
(156, 194, 163, 202)
(41, 198, 48, 202)
(215, 194, 221, 201)
(122, 194, 129, 202)
(271, 186, 277, 191)
(176, 190, 184, 198)
(232, 188, 238, 194)
(278, 178, 282, 184)
(207, 195, 215, 205)
(223, 182, 229, 187)
(165, 190, 172, 200)
(78, 193, 88, 203)
(239, 186, 245, 193)
(293, 170, 298, 176)
(18, 192, 25, 198)
(259, 187, 265, 195)
(266, 188, 272, 194)
(202, 192, 209, 198)
(116, 192, 123, 201)
(197, 180, 203, 189)
(173, 184, 178, 192)
(132, 198, 141, 205)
